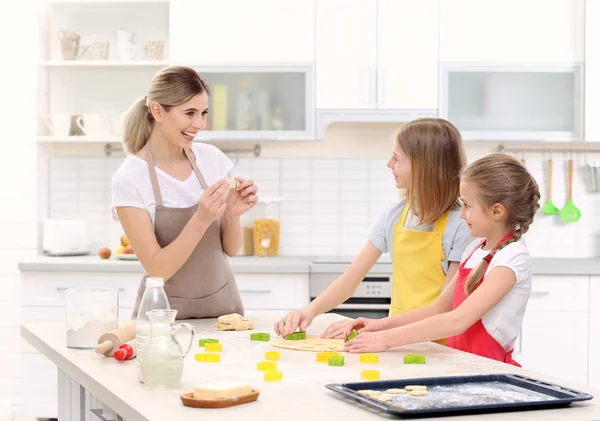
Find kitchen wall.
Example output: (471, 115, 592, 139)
(46, 122, 600, 258)
(0, 0, 39, 409)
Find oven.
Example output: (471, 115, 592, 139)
(309, 257, 392, 319)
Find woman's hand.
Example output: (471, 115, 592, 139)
(226, 177, 258, 216)
(195, 179, 229, 224)
(344, 331, 392, 353)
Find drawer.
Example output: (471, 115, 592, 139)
(236, 274, 309, 310)
(21, 272, 141, 308)
(528, 275, 589, 312)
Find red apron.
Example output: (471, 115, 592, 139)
(447, 233, 521, 367)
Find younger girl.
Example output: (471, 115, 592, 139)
(274, 118, 472, 339)
(344, 153, 540, 366)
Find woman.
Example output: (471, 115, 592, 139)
(111, 66, 258, 319)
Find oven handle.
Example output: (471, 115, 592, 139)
(335, 304, 390, 310)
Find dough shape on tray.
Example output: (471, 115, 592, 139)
(386, 388, 407, 394)
(270, 335, 344, 352)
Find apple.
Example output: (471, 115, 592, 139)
(120, 234, 130, 247)
(124, 245, 134, 254)
(115, 245, 126, 254)
(98, 247, 111, 259)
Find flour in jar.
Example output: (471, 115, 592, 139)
(66, 316, 117, 349)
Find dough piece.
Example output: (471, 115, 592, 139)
(358, 390, 382, 398)
(376, 395, 393, 402)
(386, 388, 407, 395)
(214, 313, 254, 331)
(405, 385, 427, 391)
(270, 335, 344, 352)
(410, 390, 429, 397)
(227, 178, 237, 189)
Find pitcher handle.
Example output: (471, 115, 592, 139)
(172, 323, 195, 358)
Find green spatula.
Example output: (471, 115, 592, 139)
(560, 159, 581, 223)
(542, 159, 559, 215)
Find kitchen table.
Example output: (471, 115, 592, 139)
(21, 314, 600, 421)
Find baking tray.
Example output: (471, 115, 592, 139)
(326, 374, 593, 417)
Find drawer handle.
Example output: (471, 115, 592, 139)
(239, 289, 272, 294)
(90, 408, 117, 421)
(531, 291, 550, 298)
(56, 287, 126, 292)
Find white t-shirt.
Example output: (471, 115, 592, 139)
(461, 237, 532, 351)
(111, 143, 234, 224)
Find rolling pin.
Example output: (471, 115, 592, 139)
(113, 340, 136, 361)
(95, 322, 136, 357)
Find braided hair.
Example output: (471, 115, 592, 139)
(461, 153, 540, 295)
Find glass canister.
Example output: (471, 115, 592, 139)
(252, 197, 282, 257)
(65, 288, 119, 349)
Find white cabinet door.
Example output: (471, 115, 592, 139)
(170, 0, 315, 64)
(316, 0, 377, 109)
(515, 276, 590, 385)
(589, 278, 600, 388)
(585, 0, 600, 142)
(377, 0, 439, 109)
(440, 0, 583, 63)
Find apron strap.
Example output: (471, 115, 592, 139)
(398, 204, 411, 226)
(433, 211, 450, 234)
(184, 148, 210, 191)
(145, 144, 163, 207)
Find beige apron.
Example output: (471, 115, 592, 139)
(131, 145, 244, 320)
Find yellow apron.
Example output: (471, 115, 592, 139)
(391, 205, 449, 345)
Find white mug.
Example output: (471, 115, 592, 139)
(117, 29, 135, 43)
(44, 114, 72, 136)
(117, 41, 136, 61)
(76, 114, 110, 137)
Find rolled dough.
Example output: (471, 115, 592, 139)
(270, 335, 344, 352)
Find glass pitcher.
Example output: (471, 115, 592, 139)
(138, 309, 195, 390)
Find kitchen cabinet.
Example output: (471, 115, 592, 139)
(315, 0, 377, 109)
(439, 63, 583, 141)
(19, 268, 309, 419)
(439, 0, 584, 63)
(514, 275, 589, 385)
(316, 0, 439, 110)
(589, 277, 600, 389)
(585, 0, 600, 142)
(192, 66, 315, 141)
(169, 0, 315, 64)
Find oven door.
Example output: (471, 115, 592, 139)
(325, 302, 390, 319)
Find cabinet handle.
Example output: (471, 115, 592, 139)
(369, 69, 377, 106)
(56, 287, 126, 292)
(531, 291, 550, 298)
(377, 69, 385, 106)
(239, 289, 272, 294)
(90, 408, 117, 421)
(360, 68, 370, 105)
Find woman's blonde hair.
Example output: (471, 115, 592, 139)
(122, 66, 210, 154)
(397, 118, 466, 225)
(462, 153, 540, 295)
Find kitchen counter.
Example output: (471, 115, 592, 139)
(21, 314, 600, 421)
(17, 255, 315, 274)
(17, 254, 600, 276)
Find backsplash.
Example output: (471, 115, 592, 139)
(47, 153, 600, 258)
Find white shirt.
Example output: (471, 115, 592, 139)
(111, 143, 234, 224)
(461, 237, 532, 351)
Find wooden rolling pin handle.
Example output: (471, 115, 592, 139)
(95, 340, 115, 356)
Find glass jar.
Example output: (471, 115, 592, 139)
(65, 288, 119, 349)
(252, 198, 282, 257)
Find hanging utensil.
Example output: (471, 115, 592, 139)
(560, 157, 581, 223)
(542, 158, 559, 215)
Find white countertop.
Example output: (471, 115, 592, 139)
(17, 254, 600, 276)
(21, 314, 600, 421)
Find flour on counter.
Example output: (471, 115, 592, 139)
(66, 316, 117, 349)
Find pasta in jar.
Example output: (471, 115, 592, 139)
(253, 218, 280, 256)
